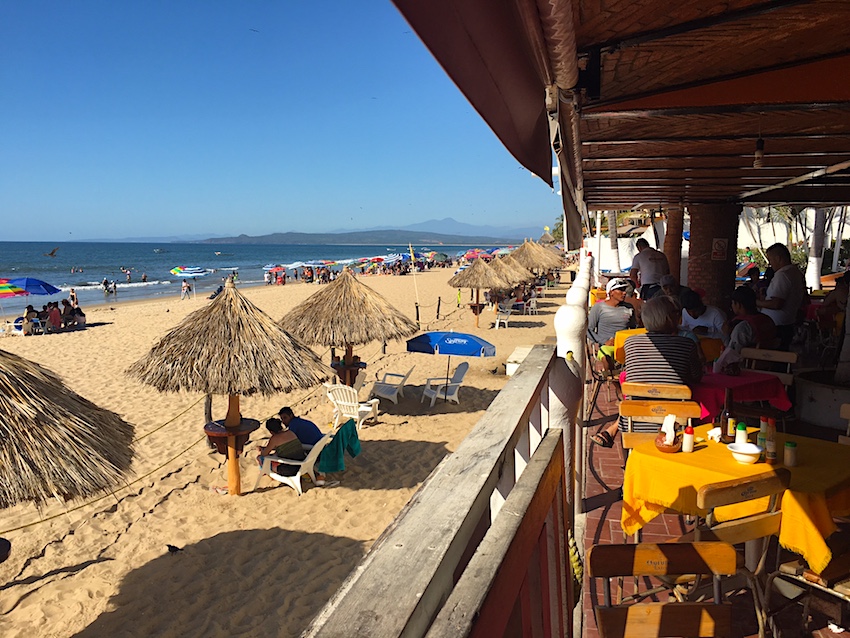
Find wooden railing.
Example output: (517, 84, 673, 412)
(304, 257, 593, 638)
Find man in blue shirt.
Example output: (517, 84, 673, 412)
(278, 407, 324, 446)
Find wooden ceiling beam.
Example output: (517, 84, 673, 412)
(579, 0, 812, 55)
(582, 102, 850, 119)
(583, 134, 850, 145)
(741, 185, 850, 204)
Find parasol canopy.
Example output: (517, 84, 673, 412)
(509, 240, 563, 271)
(489, 257, 525, 287)
(0, 348, 134, 509)
(0, 279, 28, 298)
(447, 258, 511, 291)
(128, 281, 330, 396)
(499, 254, 536, 283)
(280, 269, 418, 348)
(7, 277, 61, 296)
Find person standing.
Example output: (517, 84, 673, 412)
(756, 243, 806, 350)
(629, 237, 670, 299)
(69, 288, 78, 308)
(180, 279, 191, 300)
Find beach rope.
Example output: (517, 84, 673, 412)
(133, 396, 205, 442)
(0, 436, 207, 536)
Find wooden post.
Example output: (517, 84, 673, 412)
(224, 394, 241, 496)
(415, 303, 420, 325)
(436, 297, 441, 320)
(474, 289, 480, 328)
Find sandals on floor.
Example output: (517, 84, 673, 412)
(591, 430, 615, 448)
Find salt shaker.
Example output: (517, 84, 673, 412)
(682, 425, 695, 453)
(784, 441, 797, 467)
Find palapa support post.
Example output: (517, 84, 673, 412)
(225, 395, 241, 496)
(474, 289, 480, 328)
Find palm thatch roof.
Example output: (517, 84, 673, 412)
(491, 255, 530, 285)
(500, 254, 536, 282)
(509, 240, 563, 271)
(447, 258, 511, 290)
(127, 281, 331, 394)
(539, 231, 555, 244)
(0, 348, 134, 509)
(280, 269, 419, 347)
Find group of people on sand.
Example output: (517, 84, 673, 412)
(256, 407, 335, 487)
(589, 240, 809, 449)
(22, 289, 86, 334)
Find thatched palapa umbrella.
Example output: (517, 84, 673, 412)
(500, 254, 536, 283)
(491, 255, 529, 287)
(0, 348, 134, 510)
(280, 269, 419, 385)
(510, 240, 563, 272)
(447, 259, 511, 327)
(127, 281, 331, 496)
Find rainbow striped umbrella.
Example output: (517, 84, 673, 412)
(0, 279, 28, 299)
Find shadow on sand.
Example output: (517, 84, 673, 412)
(73, 529, 364, 638)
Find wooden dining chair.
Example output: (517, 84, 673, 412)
(734, 348, 797, 430)
(588, 541, 736, 638)
(619, 382, 701, 453)
(670, 469, 791, 638)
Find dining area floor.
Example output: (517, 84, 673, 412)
(580, 386, 849, 638)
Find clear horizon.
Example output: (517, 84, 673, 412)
(1, 2, 563, 242)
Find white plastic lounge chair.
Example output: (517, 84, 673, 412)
(369, 366, 415, 405)
(352, 369, 368, 395)
(421, 362, 469, 407)
(326, 383, 379, 429)
(253, 432, 334, 496)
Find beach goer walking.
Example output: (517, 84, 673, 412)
(180, 279, 191, 300)
(102, 278, 109, 292)
(629, 237, 670, 299)
(756, 243, 806, 350)
(110, 281, 118, 294)
(141, 272, 147, 282)
(264, 271, 271, 285)
(69, 288, 78, 308)
(126, 272, 131, 283)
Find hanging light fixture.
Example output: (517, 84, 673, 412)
(753, 137, 765, 168)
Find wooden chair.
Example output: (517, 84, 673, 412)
(734, 348, 797, 430)
(618, 382, 701, 452)
(585, 340, 623, 420)
(671, 469, 791, 638)
(588, 542, 736, 638)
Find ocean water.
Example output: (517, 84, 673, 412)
(0, 241, 486, 311)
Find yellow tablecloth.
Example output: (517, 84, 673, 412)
(613, 328, 724, 363)
(621, 424, 850, 573)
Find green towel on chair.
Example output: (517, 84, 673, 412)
(317, 419, 361, 473)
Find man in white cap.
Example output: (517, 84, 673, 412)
(587, 278, 637, 354)
(630, 237, 670, 299)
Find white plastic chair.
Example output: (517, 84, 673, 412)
(352, 369, 367, 395)
(525, 298, 539, 315)
(370, 366, 415, 404)
(253, 433, 334, 496)
(494, 309, 511, 329)
(326, 383, 379, 429)
(421, 362, 469, 407)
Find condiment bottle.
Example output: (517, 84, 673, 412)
(682, 425, 695, 453)
(784, 441, 797, 467)
(735, 422, 749, 445)
(765, 417, 778, 464)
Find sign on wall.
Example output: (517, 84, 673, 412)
(711, 238, 728, 261)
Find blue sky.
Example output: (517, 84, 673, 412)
(0, 2, 562, 241)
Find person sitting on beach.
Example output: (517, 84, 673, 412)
(278, 407, 324, 447)
(22, 305, 37, 335)
(47, 302, 62, 332)
(61, 299, 76, 328)
(72, 305, 86, 329)
(257, 416, 327, 484)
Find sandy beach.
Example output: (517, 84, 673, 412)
(0, 268, 562, 638)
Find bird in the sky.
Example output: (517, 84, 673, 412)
(166, 544, 183, 554)
(249, 28, 259, 32)
(44, 247, 59, 257)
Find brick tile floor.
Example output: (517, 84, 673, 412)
(578, 385, 848, 637)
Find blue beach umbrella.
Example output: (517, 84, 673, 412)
(7, 278, 61, 296)
(406, 331, 495, 400)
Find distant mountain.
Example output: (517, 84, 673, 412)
(395, 218, 545, 240)
(82, 234, 229, 243)
(198, 229, 520, 245)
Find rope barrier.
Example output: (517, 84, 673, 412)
(0, 436, 206, 536)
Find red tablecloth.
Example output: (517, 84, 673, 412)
(691, 370, 792, 421)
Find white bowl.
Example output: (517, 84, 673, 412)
(727, 442, 763, 464)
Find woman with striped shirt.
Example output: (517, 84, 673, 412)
(591, 295, 702, 446)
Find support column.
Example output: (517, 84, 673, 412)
(664, 207, 685, 283)
(687, 203, 742, 311)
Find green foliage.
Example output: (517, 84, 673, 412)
(552, 217, 564, 243)
(823, 239, 850, 274)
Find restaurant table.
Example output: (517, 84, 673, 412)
(613, 328, 724, 364)
(621, 424, 850, 573)
(691, 370, 791, 422)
